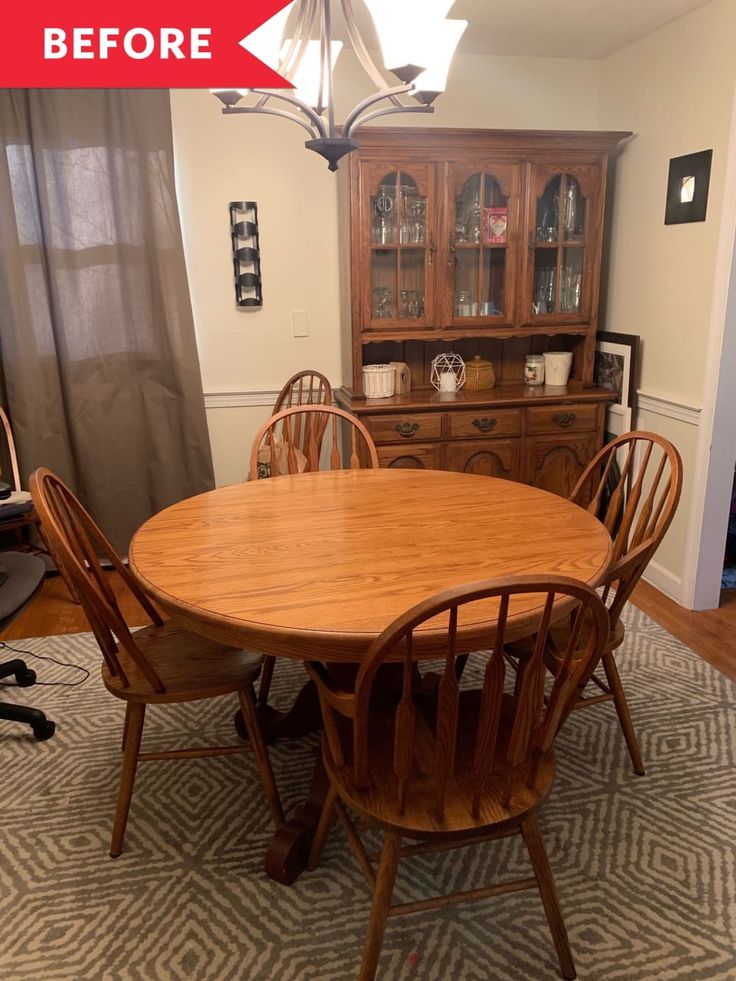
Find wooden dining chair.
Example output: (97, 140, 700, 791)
(512, 431, 682, 776)
(250, 403, 378, 480)
(273, 369, 332, 413)
(250, 404, 379, 704)
(306, 575, 610, 981)
(29, 467, 284, 857)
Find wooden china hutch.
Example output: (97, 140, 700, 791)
(336, 127, 631, 499)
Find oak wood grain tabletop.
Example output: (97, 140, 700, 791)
(129, 470, 612, 661)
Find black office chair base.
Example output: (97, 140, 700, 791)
(0, 657, 56, 740)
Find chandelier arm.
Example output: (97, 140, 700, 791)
(341, 83, 415, 136)
(340, 0, 402, 108)
(222, 105, 320, 139)
(346, 102, 435, 133)
(250, 88, 329, 138)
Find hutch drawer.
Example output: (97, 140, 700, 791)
(449, 408, 522, 439)
(526, 404, 598, 435)
(366, 412, 444, 444)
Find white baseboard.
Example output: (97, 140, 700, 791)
(642, 559, 685, 606)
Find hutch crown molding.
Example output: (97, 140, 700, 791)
(337, 127, 631, 499)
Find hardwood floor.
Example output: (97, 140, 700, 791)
(1, 571, 734, 682)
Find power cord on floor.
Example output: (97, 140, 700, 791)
(0, 640, 90, 687)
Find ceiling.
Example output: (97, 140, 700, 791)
(450, 0, 714, 59)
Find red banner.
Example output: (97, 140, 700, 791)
(0, 1, 293, 88)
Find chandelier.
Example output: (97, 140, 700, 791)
(212, 1, 467, 171)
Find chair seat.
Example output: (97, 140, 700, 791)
(101, 620, 262, 704)
(324, 690, 555, 839)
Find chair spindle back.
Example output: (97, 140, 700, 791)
(29, 467, 166, 693)
(308, 575, 609, 821)
(272, 371, 332, 459)
(250, 404, 379, 479)
(570, 431, 682, 625)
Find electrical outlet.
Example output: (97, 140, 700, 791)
(292, 311, 309, 337)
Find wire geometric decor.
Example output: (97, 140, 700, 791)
(430, 352, 466, 392)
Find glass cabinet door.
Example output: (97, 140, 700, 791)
(523, 164, 600, 325)
(446, 163, 519, 327)
(360, 162, 435, 331)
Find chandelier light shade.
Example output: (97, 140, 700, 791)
(212, 0, 467, 171)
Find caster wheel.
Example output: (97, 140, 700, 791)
(16, 668, 37, 687)
(32, 719, 55, 741)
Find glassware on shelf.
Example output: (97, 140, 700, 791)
(455, 289, 478, 317)
(560, 266, 582, 313)
(401, 196, 426, 245)
(563, 179, 579, 239)
(372, 188, 396, 245)
(454, 209, 467, 243)
(532, 267, 556, 315)
(372, 286, 393, 319)
(399, 289, 425, 318)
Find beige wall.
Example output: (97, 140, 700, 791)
(597, 0, 736, 601)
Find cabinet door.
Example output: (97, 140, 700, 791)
(441, 162, 521, 328)
(359, 161, 436, 332)
(525, 432, 600, 500)
(447, 439, 520, 481)
(376, 442, 445, 470)
(520, 162, 604, 327)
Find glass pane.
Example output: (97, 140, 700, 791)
(533, 251, 557, 315)
(399, 178, 426, 245)
(371, 175, 398, 245)
(455, 174, 481, 244)
(560, 248, 584, 313)
(563, 177, 586, 242)
(536, 176, 560, 242)
(481, 250, 505, 316)
(399, 249, 425, 319)
(482, 176, 508, 245)
(371, 249, 397, 319)
(455, 248, 479, 316)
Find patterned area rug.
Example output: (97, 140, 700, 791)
(1, 606, 734, 981)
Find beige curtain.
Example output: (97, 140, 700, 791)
(0, 89, 214, 552)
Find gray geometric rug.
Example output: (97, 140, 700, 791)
(1, 605, 734, 980)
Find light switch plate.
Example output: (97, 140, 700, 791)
(292, 311, 309, 337)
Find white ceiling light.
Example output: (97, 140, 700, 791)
(213, 0, 468, 171)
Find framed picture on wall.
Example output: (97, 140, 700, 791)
(595, 331, 639, 410)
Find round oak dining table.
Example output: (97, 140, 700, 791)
(129, 469, 612, 882)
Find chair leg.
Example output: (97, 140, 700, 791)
(601, 649, 645, 776)
(121, 703, 130, 752)
(237, 686, 284, 827)
(521, 814, 576, 981)
(258, 654, 276, 705)
(110, 702, 146, 858)
(359, 830, 400, 981)
(307, 782, 337, 870)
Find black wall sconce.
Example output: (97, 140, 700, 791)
(230, 201, 263, 307)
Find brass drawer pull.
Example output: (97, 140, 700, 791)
(553, 412, 577, 428)
(394, 422, 420, 438)
(472, 417, 498, 434)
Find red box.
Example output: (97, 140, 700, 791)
(483, 207, 508, 244)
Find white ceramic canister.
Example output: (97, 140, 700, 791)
(524, 354, 545, 386)
(543, 351, 573, 386)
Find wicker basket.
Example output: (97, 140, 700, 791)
(464, 355, 496, 391)
(362, 364, 395, 399)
